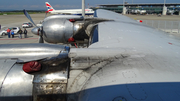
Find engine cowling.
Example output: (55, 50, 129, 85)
(30, 15, 110, 44)
(31, 15, 84, 44)
(43, 18, 74, 43)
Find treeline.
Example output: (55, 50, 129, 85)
(0, 10, 46, 15)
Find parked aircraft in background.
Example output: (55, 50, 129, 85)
(45, 2, 94, 15)
(1, 8, 180, 101)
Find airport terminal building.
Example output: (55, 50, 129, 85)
(91, 3, 180, 15)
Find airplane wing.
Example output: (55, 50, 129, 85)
(0, 59, 33, 101)
(0, 43, 70, 101)
(94, 9, 137, 22)
(67, 9, 180, 101)
(1, 9, 180, 101)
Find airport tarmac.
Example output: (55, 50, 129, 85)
(0, 13, 47, 44)
(0, 13, 180, 44)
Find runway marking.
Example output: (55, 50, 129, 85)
(0, 38, 38, 40)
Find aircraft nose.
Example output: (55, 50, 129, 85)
(31, 27, 40, 35)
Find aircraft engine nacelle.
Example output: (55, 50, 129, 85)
(43, 18, 74, 43)
(31, 18, 86, 44)
(25, 9, 86, 44)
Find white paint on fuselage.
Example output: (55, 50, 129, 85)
(49, 9, 94, 15)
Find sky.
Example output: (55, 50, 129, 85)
(0, 0, 180, 10)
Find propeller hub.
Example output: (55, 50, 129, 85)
(31, 27, 40, 35)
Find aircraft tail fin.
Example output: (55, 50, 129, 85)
(45, 2, 55, 12)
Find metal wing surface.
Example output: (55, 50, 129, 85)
(68, 10, 180, 100)
(0, 59, 33, 101)
(0, 44, 70, 101)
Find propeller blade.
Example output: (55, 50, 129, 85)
(39, 36, 44, 43)
(23, 9, 37, 27)
(39, 26, 44, 43)
(23, 9, 45, 43)
(41, 26, 46, 37)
